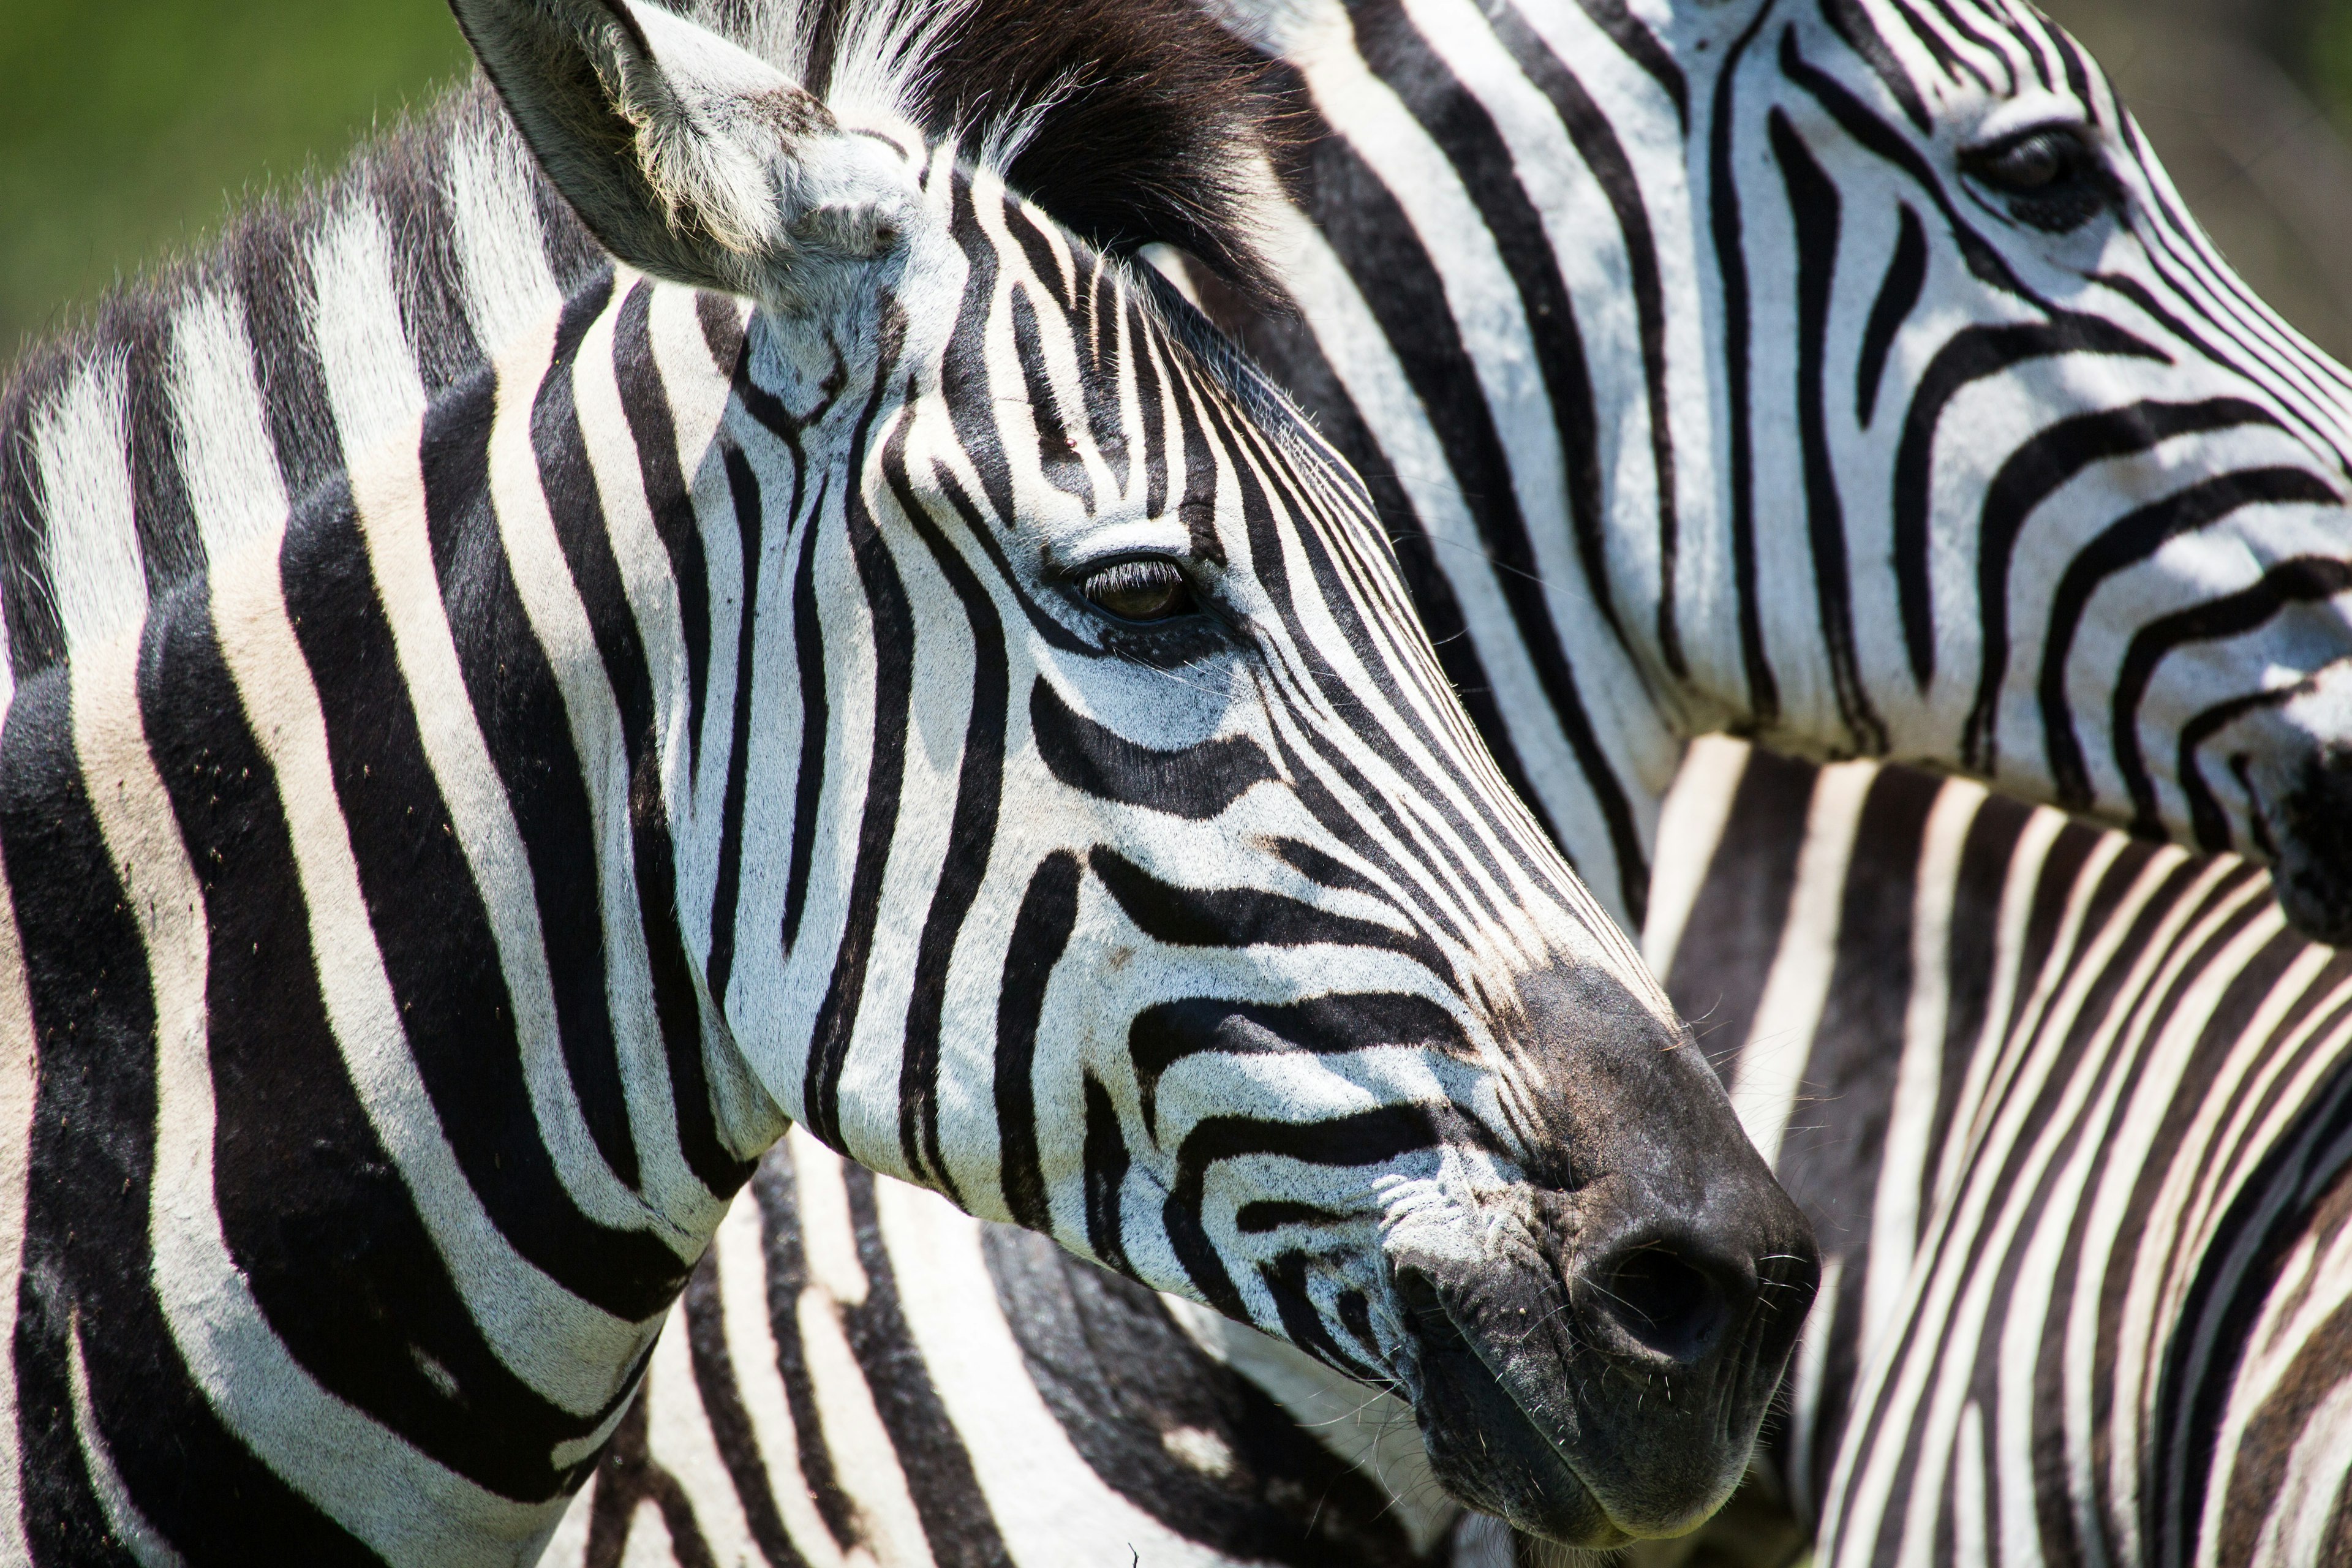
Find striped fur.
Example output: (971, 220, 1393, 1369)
(1642, 737, 2352, 1567)
(0, 0, 1817, 1558)
(1164, 0, 2352, 941)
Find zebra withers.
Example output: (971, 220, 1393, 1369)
(0, 0, 1815, 1558)
(1172, 0, 2352, 941)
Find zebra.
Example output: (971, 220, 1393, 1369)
(1142, 0, 2352, 945)
(0, 0, 1821, 1558)
(524, 0, 2352, 1559)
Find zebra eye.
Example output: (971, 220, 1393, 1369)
(1962, 127, 2113, 233)
(1078, 558, 1196, 623)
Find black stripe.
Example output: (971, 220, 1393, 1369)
(1960, 398, 2275, 771)
(1175, 262, 1573, 886)
(4, 662, 367, 1563)
(886, 424, 1007, 1201)
(2114, 556, 2352, 838)
(614, 281, 714, 779)
(1298, 127, 1649, 903)
(428, 366, 644, 1194)
(1353, 4, 1624, 657)
(143, 562, 605, 1504)
(119, 297, 203, 597)
(940, 183, 1016, 524)
(534, 271, 748, 1200)
(283, 468, 690, 1318)
(1711, 2, 1781, 723)
(1487, 3, 1689, 680)
(1164, 1104, 1442, 1316)
(1820, 0, 1931, 131)
(0, 386, 64, 676)
(838, 1166, 1013, 1568)
(1856, 203, 1926, 426)
(981, 1219, 1423, 1566)
(1128, 992, 1469, 1141)
(679, 1249, 809, 1568)
(1028, 676, 1276, 820)
(704, 445, 766, 1014)
(748, 1152, 863, 1555)
(1570, 0, 1687, 129)
(801, 336, 915, 1153)
(1008, 284, 1095, 509)
(779, 472, 831, 959)
(232, 215, 344, 514)
(1773, 106, 1886, 752)
(994, 851, 1082, 1233)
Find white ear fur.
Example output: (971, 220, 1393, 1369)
(448, 0, 918, 300)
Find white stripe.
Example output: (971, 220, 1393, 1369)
(483, 300, 717, 1230)
(342, 353, 695, 1245)
(1640, 733, 1749, 982)
(66, 1320, 186, 1568)
(0, 839, 31, 1568)
(1862, 773, 1985, 1358)
(708, 1177, 852, 1568)
(2245, 1365, 2352, 1567)
(447, 116, 565, 358)
(783, 1136, 932, 1568)
(1730, 758, 1874, 1170)
(170, 290, 291, 569)
(34, 352, 147, 651)
(639, 1295, 760, 1565)
(309, 199, 429, 454)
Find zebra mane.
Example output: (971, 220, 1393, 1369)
(0, 0, 1283, 687)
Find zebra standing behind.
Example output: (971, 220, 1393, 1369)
(0, 0, 1819, 1559)
(1159, 0, 2352, 944)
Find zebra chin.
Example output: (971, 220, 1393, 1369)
(1381, 974, 1818, 1547)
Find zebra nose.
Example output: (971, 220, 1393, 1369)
(1571, 1229, 1747, 1370)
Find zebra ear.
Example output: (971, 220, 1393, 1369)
(447, 0, 915, 298)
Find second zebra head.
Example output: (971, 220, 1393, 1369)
(451, 0, 1819, 1549)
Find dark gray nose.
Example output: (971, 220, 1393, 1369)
(2259, 740, 2352, 946)
(1391, 967, 1819, 1547)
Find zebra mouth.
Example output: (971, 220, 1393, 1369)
(1396, 1262, 1631, 1547)
(1390, 1204, 1802, 1546)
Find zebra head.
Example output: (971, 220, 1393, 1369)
(451, 0, 1816, 1546)
(1665, 0, 2352, 940)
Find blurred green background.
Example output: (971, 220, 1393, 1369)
(6, 0, 2352, 362)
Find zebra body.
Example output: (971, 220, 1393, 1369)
(1645, 736, 2352, 1566)
(0, 0, 1819, 1558)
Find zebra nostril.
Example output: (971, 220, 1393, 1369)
(1582, 1242, 1734, 1366)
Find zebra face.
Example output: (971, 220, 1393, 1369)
(1670, 0, 2352, 938)
(452, 0, 1820, 1544)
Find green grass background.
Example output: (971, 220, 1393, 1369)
(0, 0, 470, 356)
(3, 0, 2350, 360)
